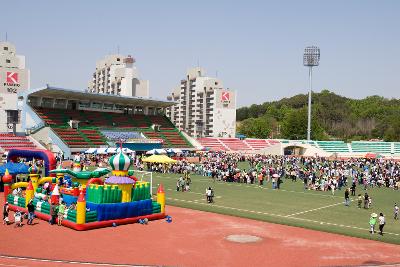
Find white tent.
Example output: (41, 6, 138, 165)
(106, 148, 117, 154)
(172, 148, 183, 153)
(84, 148, 97, 154)
(95, 148, 108, 154)
(166, 148, 183, 154)
(117, 147, 134, 154)
(146, 149, 167, 155)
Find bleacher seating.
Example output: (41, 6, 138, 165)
(316, 141, 350, 153)
(52, 128, 90, 148)
(197, 137, 400, 155)
(32, 107, 192, 149)
(197, 138, 280, 152)
(161, 131, 190, 148)
(197, 138, 227, 151)
(79, 129, 108, 146)
(244, 139, 272, 150)
(351, 141, 392, 154)
(0, 133, 38, 150)
(220, 138, 252, 151)
(143, 131, 191, 148)
(148, 116, 175, 129)
(394, 143, 400, 154)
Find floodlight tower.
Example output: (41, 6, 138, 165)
(303, 46, 320, 141)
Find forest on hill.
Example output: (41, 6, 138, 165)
(236, 90, 400, 142)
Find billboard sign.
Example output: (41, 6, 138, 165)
(0, 68, 28, 94)
(221, 91, 230, 103)
(215, 90, 235, 109)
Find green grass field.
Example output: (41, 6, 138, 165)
(147, 166, 400, 245)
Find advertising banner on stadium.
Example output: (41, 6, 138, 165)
(127, 138, 164, 144)
(0, 68, 29, 94)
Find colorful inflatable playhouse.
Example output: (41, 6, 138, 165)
(2, 152, 166, 230)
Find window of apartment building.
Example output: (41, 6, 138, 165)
(6, 110, 20, 124)
(4, 47, 8, 51)
(6, 59, 11, 63)
(117, 58, 120, 61)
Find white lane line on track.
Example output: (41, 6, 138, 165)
(0, 255, 149, 267)
(166, 197, 399, 237)
(0, 263, 27, 267)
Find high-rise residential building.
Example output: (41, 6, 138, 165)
(88, 54, 149, 98)
(166, 67, 236, 138)
(0, 41, 30, 133)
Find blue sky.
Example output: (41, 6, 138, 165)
(1, 0, 399, 107)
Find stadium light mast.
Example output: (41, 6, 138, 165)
(303, 46, 320, 141)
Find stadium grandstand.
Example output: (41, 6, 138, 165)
(19, 86, 194, 158)
(2, 85, 398, 159)
(197, 137, 400, 158)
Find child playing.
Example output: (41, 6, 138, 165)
(58, 202, 66, 226)
(14, 210, 22, 227)
(185, 179, 190, 191)
(3, 202, 9, 225)
(369, 213, 377, 234)
(368, 197, 372, 209)
(357, 194, 362, 208)
(394, 203, 399, 220)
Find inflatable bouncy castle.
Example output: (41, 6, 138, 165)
(2, 151, 166, 230)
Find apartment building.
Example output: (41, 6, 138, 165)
(166, 67, 236, 138)
(88, 54, 149, 98)
(0, 41, 30, 133)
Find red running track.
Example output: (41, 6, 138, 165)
(0, 194, 400, 266)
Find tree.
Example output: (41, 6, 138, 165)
(281, 107, 325, 140)
(236, 90, 400, 141)
(237, 116, 272, 139)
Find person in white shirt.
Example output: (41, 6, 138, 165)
(394, 204, 399, 220)
(378, 213, 385, 235)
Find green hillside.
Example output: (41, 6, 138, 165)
(236, 90, 400, 141)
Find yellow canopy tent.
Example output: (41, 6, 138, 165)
(142, 155, 177, 164)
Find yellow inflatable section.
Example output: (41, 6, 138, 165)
(11, 182, 28, 190)
(38, 177, 55, 185)
(10, 177, 57, 190)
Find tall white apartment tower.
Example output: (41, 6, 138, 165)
(88, 54, 149, 98)
(166, 67, 236, 138)
(0, 41, 30, 133)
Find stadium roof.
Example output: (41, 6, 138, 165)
(20, 85, 176, 108)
